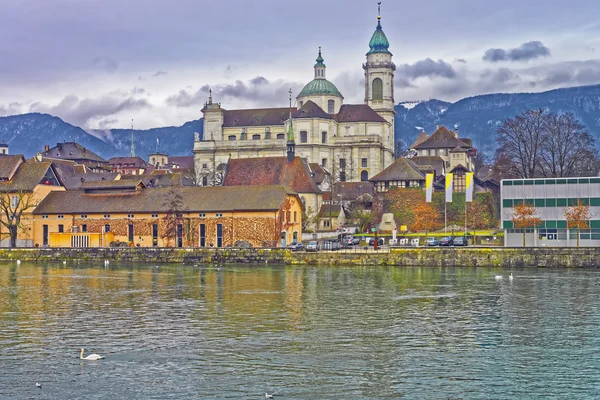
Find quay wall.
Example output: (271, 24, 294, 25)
(0, 247, 599, 268)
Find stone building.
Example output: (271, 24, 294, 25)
(193, 11, 396, 184)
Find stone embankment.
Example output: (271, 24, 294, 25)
(0, 247, 599, 268)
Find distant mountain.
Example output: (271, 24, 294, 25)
(0, 113, 203, 159)
(3, 84, 600, 160)
(395, 84, 600, 155)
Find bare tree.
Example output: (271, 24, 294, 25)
(495, 109, 547, 179)
(161, 187, 184, 247)
(0, 190, 37, 248)
(540, 112, 599, 177)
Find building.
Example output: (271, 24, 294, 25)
(39, 142, 109, 172)
(193, 10, 396, 183)
(501, 177, 600, 247)
(32, 185, 303, 248)
(0, 156, 66, 247)
(370, 157, 426, 192)
(108, 156, 152, 175)
(409, 126, 475, 174)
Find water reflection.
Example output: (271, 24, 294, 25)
(1, 263, 599, 399)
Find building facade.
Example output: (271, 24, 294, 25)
(193, 12, 396, 184)
(501, 177, 600, 247)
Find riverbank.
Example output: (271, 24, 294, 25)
(0, 247, 599, 268)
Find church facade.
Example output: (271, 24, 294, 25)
(193, 12, 396, 184)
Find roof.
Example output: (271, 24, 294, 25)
(34, 185, 297, 214)
(223, 108, 295, 127)
(332, 182, 373, 201)
(370, 157, 425, 182)
(413, 126, 471, 150)
(0, 155, 24, 180)
(298, 78, 343, 98)
(410, 156, 446, 176)
(79, 179, 144, 190)
(119, 173, 189, 187)
(293, 100, 332, 119)
(61, 172, 119, 190)
(409, 132, 429, 149)
(318, 203, 341, 218)
(308, 163, 329, 185)
(333, 104, 388, 123)
(0, 162, 61, 192)
(367, 18, 392, 55)
(43, 142, 107, 163)
(223, 156, 321, 194)
(108, 157, 150, 169)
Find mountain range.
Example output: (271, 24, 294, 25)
(2, 84, 600, 159)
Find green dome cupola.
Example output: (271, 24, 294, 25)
(367, 15, 392, 56)
(297, 47, 343, 98)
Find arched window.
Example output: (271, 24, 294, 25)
(328, 100, 335, 114)
(372, 78, 383, 101)
(228, 135, 236, 141)
(361, 170, 369, 181)
(252, 134, 261, 140)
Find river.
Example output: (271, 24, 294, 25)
(1, 262, 599, 399)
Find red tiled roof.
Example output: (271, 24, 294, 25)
(108, 157, 150, 169)
(223, 156, 321, 194)
(332, 104, 388, 123)
(223, 108, 296, 127)
(409, 131, 429, 149)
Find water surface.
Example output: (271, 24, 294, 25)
(1, 262, 599, 399)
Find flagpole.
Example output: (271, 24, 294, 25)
(445, 201, 447, 235)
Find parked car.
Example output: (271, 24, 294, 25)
(368, 237, 384, 246)
(426, 237, 439, 246)
(305, 241, 320, 252)
(287, 241, 304, 251)
(453, 237, 468, 246)
(322, 240, 341, 250)
(439, 237, 454, 246)
(346, 236, 360, 246)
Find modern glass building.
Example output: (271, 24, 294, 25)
(501, 177, 600, 247)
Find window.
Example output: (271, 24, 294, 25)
(240, 128, 247, 140)
(104, 214, 110, 219)
(199, 213, 206, 217)
(300, 131, 308, 143)
(228, 135, 236, 141)
(321, 131, 327, 143)
(57, 215, 64, 219)
(43, 225, 48, 246)
(293, 211, 297, 223)
(322, 158, 327, 168)
(216, 224, 223, 248)
(328, 100, 335, 114)
(361, 170, 369, 181)
(287, 211, 291, 222)
(10, 195, 18, 208)
(151, 214, 158, 218)
(81, 224, 87, 233)
(362, 158, 368, 168)
(277, 133, 285, 140)
(293, 231, 298, 241)
(202, 176, 208, 186)
(80, 214, 87, 219)
(199, 224, 206, 247)
(152, 224, 158, 247)
(127, 214, 134, 219)
(340, 171, 346, 182)
(339, 158, 346, 169)
(216, 213, 223, 217)
(265, 127, 271, 139)
(104, 224, 110, 233)
(58, 224, 64, 233)
(177, 224, 183, 247)
(372, 78, 383, 100)
(128, 224, 134, 242)
(42, 215, 48, 219)
(252, 134, 261, 140)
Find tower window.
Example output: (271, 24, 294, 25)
(328, 100, 335, 114)
(300, 131, 308, 143)
(322, 158, 327, 167)
(321, 131, 327, 143)
(372, 78, 383, 101)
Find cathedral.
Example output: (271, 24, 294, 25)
(193, 11, 396, 184)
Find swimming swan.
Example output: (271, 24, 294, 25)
(494, 275, 503, 280)
(509, 273, 514, 281)
(80, 348, 104, 360)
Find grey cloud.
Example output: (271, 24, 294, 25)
(153, 70, 167, 77)
(398, 58, 456, 82)
(0, 102, 24, 117)
(482, 41, 550, 62)
(92, 56, 118, 73)
(29, 94, 151, 127)
(166, 76, 303, 108)
(131, 87, 146, 95)
(456, 58, 467, 64)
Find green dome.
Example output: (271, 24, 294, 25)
(367, 19, 391, 55)
(297, 78, 343, 98)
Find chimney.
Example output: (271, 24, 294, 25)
(44, 145, 49, 152)
(36, 152, 43, 162)
(454, 127, 459, 138)
(436, 124, 439, 130)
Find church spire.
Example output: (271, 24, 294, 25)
(368, 2, 391, 55)
(314, 47, 326, 79)
(287, 88, 295, 162)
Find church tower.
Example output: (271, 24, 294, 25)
(363, 4, 395, 143)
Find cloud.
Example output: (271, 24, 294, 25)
(166, 76, 303, 108)
(0, 102, 24, 117)
(394, 58, 456, 87)
(29, 94, 151, 127)
(482, 41, 551, 62)
(455, 58, 467, 64)
(131, 87, 146, 95)
(92, 56, 119, 73)
(152, 70, 167, 77)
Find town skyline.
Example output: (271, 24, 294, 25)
(1, 0, 600, 130)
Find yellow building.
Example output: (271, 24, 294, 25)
(32, 183, 303, 248)
(0, 155, 66, 247)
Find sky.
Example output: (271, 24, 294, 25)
(1, 0, 600, 130)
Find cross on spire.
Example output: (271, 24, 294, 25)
(378, 2, 381, 19)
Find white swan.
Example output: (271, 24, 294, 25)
(80, 348, 104, 360)
(509, 273, 514, 281)
(494, 275, 503, 281)
(16, 260, 20, 265)
(265, 394, 274, 399)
